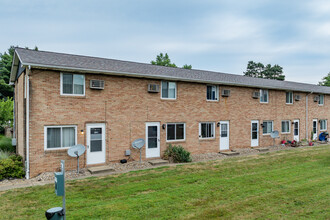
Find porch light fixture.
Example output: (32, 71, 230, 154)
(80, 130, 84, 135)
(162, 124, 166, 129)
(217, 122, 220, 127)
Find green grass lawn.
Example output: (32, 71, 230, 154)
(1, 145, 329, 219)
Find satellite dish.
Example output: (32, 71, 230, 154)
(270, 131, 279, 139)
(270, 131, 280, 146)
(67, 144, 86, 173)
(132, 139, 145, 149)
(132, 139, 145, 163)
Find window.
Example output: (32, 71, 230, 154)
(286, 92, 293, 104)
(166, 123, 185, 141)
(44, 125, 77, 150)
(61, 73, 85, 95)
(281, 120, 290, 133)
(199, 122, 215, 139)
(206, 85, 218, 101)
(320, 120, 327, 131)
(263, 121, 273, 134)
(260, 89, 269, 103)
(319, 95, 324, 105)
(161, 81, 176, 99)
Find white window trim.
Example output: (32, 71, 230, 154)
(262, 120, 273, 135)
(260, 89, 269, 103)
(206, 85, 219, 102)
(166, 123, 186, 142)
(318, 94, 324, 106)
(199, 122, 216, 139)
(286, 92, 293, 104)
(161, 81, 177, 100)
(60, 72, 86, 96)
(281, 120, 291, 134)
(320, 120, 327, 131)
(44, 125, 77, 150)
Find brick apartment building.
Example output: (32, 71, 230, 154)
(10, 48, 330, 178)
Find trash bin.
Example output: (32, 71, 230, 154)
(45, 207, 64, 220)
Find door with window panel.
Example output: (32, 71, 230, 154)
(293, 120, 299, 141)
(251, 120, 259, 147)
(86, 123, 106, 165)
(312, 119, 318, 140)
(220, 121, 230, 151)
(146, 122, 160, 158)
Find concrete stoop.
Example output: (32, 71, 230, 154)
(148, 159, 169, 166)
(88, 166, 115, 174)
(220, 151, 240, 156)
(254, 147, 269, 152)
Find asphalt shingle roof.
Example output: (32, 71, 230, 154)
(14, 48, 330, 94)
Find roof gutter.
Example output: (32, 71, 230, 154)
(18, 62, 321, 94)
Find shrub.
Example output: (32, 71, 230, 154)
(0, 135, 14, 152)
(163, 144, 192, 163)
(0, 150, 11, 160)
(0, 154, 25, 180)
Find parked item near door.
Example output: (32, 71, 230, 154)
(120, 159, 127, 164)
(319, 132, 329, 142)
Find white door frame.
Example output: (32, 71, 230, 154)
(251, 120, 259, 147)
(86, 123, 106, 165)
(145, 122, 160, 158)
(220, 121, 230, 151)
(293, 120, 299, 141)
(312, 119, 318, 140)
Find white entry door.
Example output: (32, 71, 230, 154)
(251, 120, 259, 147)
(220, 121, 230, 151)
(86, 123, 106, 165)
(293, 120, 299, 141)
(313, 119, 318, 140)
(146, 122, 160, 158)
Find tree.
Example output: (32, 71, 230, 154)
(0, 46, 38, 99)
(319, 72, 330, 87)
(151, 53, 192, 69)
(243, 61, 285, 81)
(0, 98, 13, 130)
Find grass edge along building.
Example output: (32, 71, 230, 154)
(9, 48, 330, 179)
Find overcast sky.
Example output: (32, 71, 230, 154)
(1, 0, 329, 84)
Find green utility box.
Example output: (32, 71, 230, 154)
(54, 172, 64, 196)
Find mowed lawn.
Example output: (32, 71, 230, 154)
(1, 146, 329, 219)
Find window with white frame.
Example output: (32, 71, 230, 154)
(260, 89, 269, 103)
(61, 73, 85, 95)
(45, 125, 77, 149)
(166, 123, 185, 141)
(161, 81, 176, 99)
(199, 122, 215, 139)
(206, 85, 218, 101)
(320, 120, 327, 131)
(286, 92, 293, 104)
(319, 94, 324, 105)
(263, 121, 273, 134)
(281, 120, 290, 133)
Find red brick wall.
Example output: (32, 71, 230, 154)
(20, 69, 329, 177)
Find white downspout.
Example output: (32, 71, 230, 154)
(25, 66, 30, 179)
(306, 92, 313, 141)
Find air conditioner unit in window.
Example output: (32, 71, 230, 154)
(148, 84, 159, 93)
(90, 80, 105, 89)
(314, 96, 319, 102)
(221, 89, 230, 97)
(252, 91, 260, 99)
(295, 95, 301, 101)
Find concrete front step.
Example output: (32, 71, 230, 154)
(254, 147, 269, 152)
(220, 151, 240, 156)
(87, 166, 115, 174)
(148, 159, 169, 166)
